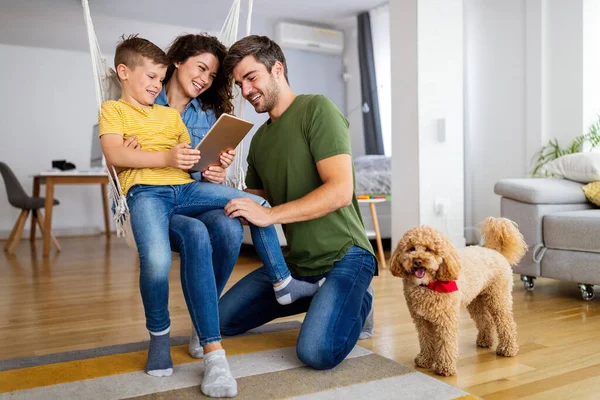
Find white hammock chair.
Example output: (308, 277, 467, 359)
(81, 0, 254, 249)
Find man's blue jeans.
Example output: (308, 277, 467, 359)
(127, 182, 288, 342)
(219, 245, 376, 370)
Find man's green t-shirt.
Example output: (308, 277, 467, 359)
(246, 94, 375, 277)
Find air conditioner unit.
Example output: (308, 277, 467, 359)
(276, 22, 344, 55)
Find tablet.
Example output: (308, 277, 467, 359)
(188, 113, 254, 172)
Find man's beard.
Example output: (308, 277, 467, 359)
(253, 76, 279, 114)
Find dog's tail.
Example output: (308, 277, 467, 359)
(480, 217, 528, 266)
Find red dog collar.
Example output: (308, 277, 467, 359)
(422, 280, 458, 293)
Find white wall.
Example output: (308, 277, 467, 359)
(390, 0, 420, 244)
(391, 0, 465, 246)
(0, 44, 106, 237)
(544, 0, 584, 147)
(417, 0, 464, 245)
(583, 0, 600, 131)
(0, 3, 215, 54)
(464, 0, 600, 243)
(463, 0, 526, 241)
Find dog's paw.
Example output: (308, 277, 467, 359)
(496, 342, 519, 357)
(476, 333, 494, 348)
(433, 363, 457, 376)
(414, 353, 433, 369)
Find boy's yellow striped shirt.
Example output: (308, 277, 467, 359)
(98, 99, 195, 195)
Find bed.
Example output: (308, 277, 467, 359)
(354, 155, 392, 240)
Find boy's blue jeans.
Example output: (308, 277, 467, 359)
(127, 182, 288, 344)
(219, 245, 376, 370)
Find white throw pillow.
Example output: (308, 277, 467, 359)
(541, 152, 600, 183)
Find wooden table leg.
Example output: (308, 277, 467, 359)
(369, 202, 386, 269)
(36, 210, 61, 252)
(43, 179, 55, 257)
(30, 177, 40, 242)
(101, 183, 110, 238)
(7, 210, 29, 255)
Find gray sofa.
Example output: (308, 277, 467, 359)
(494, 178, 600, 300)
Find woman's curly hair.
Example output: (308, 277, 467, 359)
(164, 33, 233, 118)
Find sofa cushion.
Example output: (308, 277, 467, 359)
(495, 178, 588, 204)
(582, 181, 600, 206)
(543, 210, 600, 253)
(540, 152, 600, 183)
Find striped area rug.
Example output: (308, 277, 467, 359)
(0, 322, 476, 400)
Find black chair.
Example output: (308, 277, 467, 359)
(0, 162, 61, 255)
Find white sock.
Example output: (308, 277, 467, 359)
(201, 349, 237, 398)
(274, 275, 323, 305)
(359, 285, 375, 340)
(189, 325, 204, 359)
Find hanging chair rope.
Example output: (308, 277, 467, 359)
(81, 0, 254, 247)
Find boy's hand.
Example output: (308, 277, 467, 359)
(123, 136, 141, 150)
(112, 136, 142, 174)
(167, 143, 201, 170)
(220, 149, 236, 169)
(203, 165, 227, 184)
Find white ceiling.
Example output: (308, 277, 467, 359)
(3, 0, 385, 31)
(0, 0, 385, 52)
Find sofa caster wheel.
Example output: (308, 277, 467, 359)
(521, 275, 535, 291)
(578, 284, 595, 301)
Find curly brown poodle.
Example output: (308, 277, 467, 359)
(389, 217, 527, 376)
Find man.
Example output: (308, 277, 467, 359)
(221, 35, 376, 370)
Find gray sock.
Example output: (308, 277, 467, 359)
(189, 325, 204, 359)
(359, 285, 375, 340)
(145, 330, 173, 377)
(274, 276, 324, 305)
(201, 349, 238, 398)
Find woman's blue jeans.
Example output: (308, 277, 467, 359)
(169, 211, 241, 346)
(127, 182, 288, 343)
(219, 245, 376, 370)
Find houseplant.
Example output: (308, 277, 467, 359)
(531, 115, 600, 176)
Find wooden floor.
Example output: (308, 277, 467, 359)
(2, 234, 600, 399)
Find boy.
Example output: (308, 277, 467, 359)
(99, 36, 319, 397)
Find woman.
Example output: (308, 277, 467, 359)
(161, 33, 242, 358)
(125, 33, 242, 398)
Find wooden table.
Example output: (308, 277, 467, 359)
(358, 198, 387, 269)
(32, 172, 111, 257)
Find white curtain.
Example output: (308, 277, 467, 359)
(369, 3, 391, 156)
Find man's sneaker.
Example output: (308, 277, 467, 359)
(188, 325, 204, 358)
(359, 285, 374, 340)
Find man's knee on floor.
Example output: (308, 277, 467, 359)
(218, 302, 249, 337)
(219, 320, 248, 337)
(296, 342, 340, 370)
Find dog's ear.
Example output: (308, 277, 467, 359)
(436, 235, 460, 281)
(389, 235, 410, 278)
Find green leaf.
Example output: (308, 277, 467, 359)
(529, 114, 600, 176)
